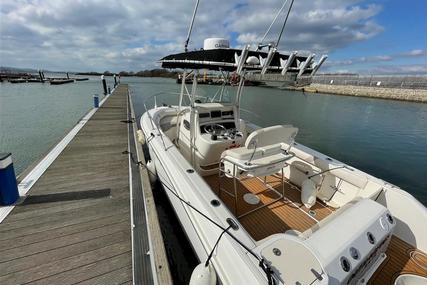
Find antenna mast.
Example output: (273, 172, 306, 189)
(184, 0, 200, 52)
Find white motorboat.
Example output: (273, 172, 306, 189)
(140, 45, 427, 284)
(140, 2, 427, 284)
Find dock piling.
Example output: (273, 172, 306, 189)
(38, 70, 44, 83)
(101, 75, 108, 95)
(93, 94, 99, 108)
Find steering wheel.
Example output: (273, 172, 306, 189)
(203, 123, 226, 135)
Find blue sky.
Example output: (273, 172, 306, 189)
(0, 0, 426, 74)
(325, 0, 427, 74)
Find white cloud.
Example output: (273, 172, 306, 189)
(0, 0, 389, 72)
(402, 49, 426, 57)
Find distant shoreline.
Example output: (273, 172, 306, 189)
(76, 69, 177, 78)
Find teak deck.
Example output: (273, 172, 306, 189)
(204, 174, 335, 241)
(0, 85, 133, 285)
(369, 236, 427, 284)
(205, 173, 427, 284)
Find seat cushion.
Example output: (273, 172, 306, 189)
(245, 125, 298, 149)
(222, 147, 263, 161)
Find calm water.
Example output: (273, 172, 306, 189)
(1, 76, 426, 283)
(0, 75, 115, 175)
(3, 76, 425, 201)
(127, 77, 427, 205)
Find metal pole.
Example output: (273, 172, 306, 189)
(184, 0, 200, 52)
(275, 0, 295, 48)
(178, 71, 187, 111)
(259, 0, 289, 48)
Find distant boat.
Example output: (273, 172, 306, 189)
(9, 78, 27, 83)
(74, 78, 89, 81)
(49, 79, 74, 85)
(26, 78, 43, 83)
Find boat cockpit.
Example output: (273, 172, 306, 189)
(173, 102, 247, 175)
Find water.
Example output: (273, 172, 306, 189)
(126, 77, 427, 205)
(0, 75, 115, 175)
(1, 76, 427, 283)
(3, 77, 424, 201)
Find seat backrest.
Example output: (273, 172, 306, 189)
(244, 125, 298, 149)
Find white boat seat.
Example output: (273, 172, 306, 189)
(221, 125, 298, 177)
(222, 143, 282, 161)
(245, 125, 298, 149)
(329, 167, 368, 189)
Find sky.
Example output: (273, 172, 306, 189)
(0, 0, 426, 74)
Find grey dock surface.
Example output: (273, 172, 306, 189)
(0, 85, 171, 285)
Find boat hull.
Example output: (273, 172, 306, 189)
(140, 106, 427, 284)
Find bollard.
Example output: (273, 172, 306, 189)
(113, 74, 117, 87)
(0, 153, 19, 205)
(108, 86, 111, 94)
(101, 75, 107, 95)
(93, 94, 99, 108)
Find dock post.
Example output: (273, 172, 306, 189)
(38, 70, 44, 83)
(101, 75, 107, 95)
(93, 94, 99, 108)
(108, 86, 111, 94)
(114, 74, 117, 87)
(0, 153, 19, 205)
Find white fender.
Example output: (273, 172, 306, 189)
(137, 130, 145, 145)
(301, 179, 317, 209)
(189, 263, 217, 285)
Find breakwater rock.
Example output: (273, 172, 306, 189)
(297, 84, 427, 103)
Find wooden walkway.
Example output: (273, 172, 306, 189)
(0, 85, 140, 285)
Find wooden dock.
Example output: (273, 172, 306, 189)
(0, 85, 172, 285)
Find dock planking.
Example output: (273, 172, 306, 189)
(0, 85, 136, 285)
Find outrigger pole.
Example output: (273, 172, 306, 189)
(275, 0, 295, 48)
(258, 0, 289, 49)
(184, 0, 200, 52)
